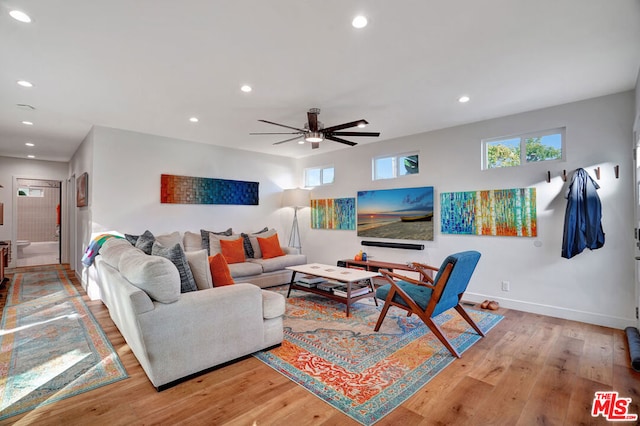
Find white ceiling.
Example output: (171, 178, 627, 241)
(1, 0, 639, 162)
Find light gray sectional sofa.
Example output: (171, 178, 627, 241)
(91, 228, 305, 390)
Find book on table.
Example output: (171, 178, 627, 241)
(295, 281, 318, 288)
(297, 274, 328, 284)
(332, 284, 372, 297)
(317, 281, 343, 292)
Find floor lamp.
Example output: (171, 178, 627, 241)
(282, 188, 310, 252)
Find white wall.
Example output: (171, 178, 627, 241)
(299, 91, 635, 329)
(88, 125, 298, 239)
(0, 156, 69, 266)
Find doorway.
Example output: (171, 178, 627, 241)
(15, 178, 61, 267)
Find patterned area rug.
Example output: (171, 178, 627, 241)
(255, 288, 503, 425)
(0, 269, 128, 421)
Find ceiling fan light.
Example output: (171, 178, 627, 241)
(305, 132, 323, 143)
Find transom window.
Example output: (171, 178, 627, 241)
(372, 152, 419, 180)
(482, 128, 565, 170)
(304, 165, 334, 187)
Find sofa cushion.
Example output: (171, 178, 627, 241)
(228, 261, 263, 278)
(249, 228, 277, 258)
(152, 241, 198, 293)
(185, 249, 213, 290)
(248, 254, 307, 273)
(183, 231, 202, 252)
(257, 233, 285, 259)
(261, 290, 286, 319)
(119, 251, 181, 303)
(155, 231, 183, 249)
(209, 253, 235, 286)
(201, 228, 233, 255)
(220, 238, 246, 264)
(99, 238, 138, 268)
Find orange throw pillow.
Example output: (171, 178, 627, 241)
(257, 233, 285, 259)
(208, 253, 234, 286)
(220, 237, 245, 264)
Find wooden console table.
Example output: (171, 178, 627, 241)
(338, 258, 434, 283)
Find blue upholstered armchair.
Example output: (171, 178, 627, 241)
(374, 251, 485, 358)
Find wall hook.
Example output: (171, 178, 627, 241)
(614, 165, 619, 179)
(546, 171, 551, 183)
(562, 170, 567, 182)
(594, 167, 601, 180)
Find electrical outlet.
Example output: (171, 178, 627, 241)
(501, 281, 510, 291)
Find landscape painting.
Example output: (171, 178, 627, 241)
(357, 186, 434, 241)
(311, 198, 356, 230)
(440, 188, 537, 237)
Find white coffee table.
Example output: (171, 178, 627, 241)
(286, 263, 380, 316)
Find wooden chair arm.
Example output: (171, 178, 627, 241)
(379, 269, 436, 289)
(410, 262, 439, 272)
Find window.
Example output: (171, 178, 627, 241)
(304, 165, 334, 187)
(372, 153, 419, 180)
(482, 128, 565, 170)
(17, 187, 44, 197)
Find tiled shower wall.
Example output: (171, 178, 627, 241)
(17, 180, 60, 242)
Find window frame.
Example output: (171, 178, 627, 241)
(304, 165, 335, 187)
(372, 151, 420, 181)
(482, 127, 566, 170)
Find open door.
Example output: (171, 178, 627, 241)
(635, 131, 640, 329)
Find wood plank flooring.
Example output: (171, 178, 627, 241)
(1, 265, 639, 425)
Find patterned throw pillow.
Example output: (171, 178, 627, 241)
(134, 230, 155, 255)
(240, 233, 255, 258)
(151, 241, 198, 293)
(200, 228, 233, 255)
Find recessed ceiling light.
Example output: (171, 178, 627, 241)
(240, 85, 252, 93)
(458, 95, 470, 103)
(357, 122, 366, 128)
(17, 80, 33, 88)
(9, 10, 31, 23)
(297, 140, 305, 145)
(27, 155, 35, 159)
(352, 15, 368, 29)
(21, 121, 33, 126)
(25, 142, 35, 147)
(189, 117, 199, 123)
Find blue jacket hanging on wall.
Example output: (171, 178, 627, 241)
(561, 168, 605, 259)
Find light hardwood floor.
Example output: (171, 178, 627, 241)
(1, 265, 639, 425)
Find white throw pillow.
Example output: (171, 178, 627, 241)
(119, 251, 181, 303)
(185, 249, 213, 290)
(183, 231, 202, 252)
(99, 238, 140, 268)
(155, 231, 183, 249)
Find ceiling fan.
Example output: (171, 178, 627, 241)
(250, 108, 380, 149)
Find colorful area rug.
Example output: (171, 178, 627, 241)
(0, 269, 128, 421)
(255, 288, 503, 425)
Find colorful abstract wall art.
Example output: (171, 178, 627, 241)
(440, 188, 537, 237)
(160, 174, 259, 205)
(357, 186, 434, 241)
(311, 198, 356, 230)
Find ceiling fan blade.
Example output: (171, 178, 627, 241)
(321, 119, 368, 133)
(325, 135, 358, 146)
(330, 131, 380, 137)
(250, 132, 301, 135)
(273, 135, 305, 145)
(307, 111, 318, 132)
(258, 119, 306, 132)
(311, 142, 320, 149)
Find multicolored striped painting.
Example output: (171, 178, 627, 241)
(441, 188, 536, 237)
(161, 174, 259, 205)
(311, 198, 356, 230)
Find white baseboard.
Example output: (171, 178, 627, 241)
(465, 292, 635, 330)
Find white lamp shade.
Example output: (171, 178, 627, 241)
(282, 188, 310, 208)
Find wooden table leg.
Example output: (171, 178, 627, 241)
(369, 278, 378, 306)
(286, 271, 297, 298)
